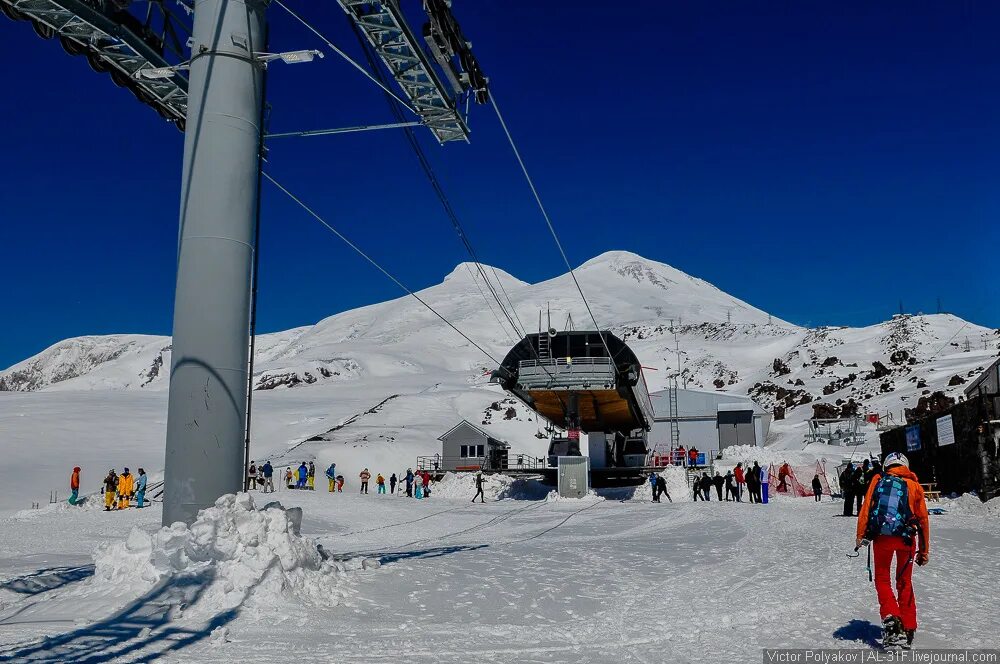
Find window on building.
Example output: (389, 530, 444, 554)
(460, 445, 468, 458)
(476, 444, 485, 457)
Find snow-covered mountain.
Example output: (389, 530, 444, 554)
(2, 250, 995, 429)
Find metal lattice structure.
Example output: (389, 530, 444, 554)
(338, 0, 470, 143)
(1, 0, 191, 129)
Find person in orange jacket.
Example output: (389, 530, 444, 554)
(855, 452, 929, 649)
(68, 467, 81, 505)
(117, 467, 134, 510)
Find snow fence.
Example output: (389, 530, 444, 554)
(93, 493, 351, 618)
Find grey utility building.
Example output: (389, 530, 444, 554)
(437, 420, 511, 471)
(647, 387, 770, 454)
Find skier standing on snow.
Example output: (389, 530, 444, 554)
(472, 472, 485, 503)
(750, 462, 764, 503)
(307, 461, 316, 490)
(656, 475, 672, 503)
(326, 463, 337, 492)
(724, 470, 736, 501)
(811, 474, 823, 501)
(777, 462, 791, 492)
(700, 473, 712, 501)
(712, 472, 725, 501)
(841, 463, 856, 515)
(247, 461, 257, 490)
(405, 468, 414, 497)
(733, 463, 745, 502)
(103, 469, 117, 511)
(359, 468, 371, 494)
(649, 472, 659, 502)
(414, 472, 424, 499)
(376, 473, 386, 494)
(135, 468, 148, 508)
(389, 473, 398, 495)
(855, 452, 930, 649)
(68, 467, 81, 506)
(297, 462, 308, 489)
(854, 460, 871, 512)
(261, 461, 274, 493)
(284, 467, 294, 490)
(117, 467, 133, 510)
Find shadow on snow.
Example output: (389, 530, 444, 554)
(0, 568, 238, 663)
(321, 543, 488, 566)
(832, 619, 882, 649)
(0, 565, 95, 596)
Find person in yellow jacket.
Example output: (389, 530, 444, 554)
(103, 469, 118, 511)
(117, 467, 134, 510)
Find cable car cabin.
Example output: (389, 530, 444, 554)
(493, 330, 654, 469)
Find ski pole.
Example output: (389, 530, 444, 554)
(866, 541, 873, 583)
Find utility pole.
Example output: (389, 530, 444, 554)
(163, 0, 268, 526)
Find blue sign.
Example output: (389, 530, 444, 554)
(905, 425, 921, 452)
(697, 453, 706, 466)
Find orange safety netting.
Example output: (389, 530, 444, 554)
(767, 461, 831, 498)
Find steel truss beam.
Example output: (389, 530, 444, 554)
(338, 0, 469, 144)
(1, 0, 190, 129)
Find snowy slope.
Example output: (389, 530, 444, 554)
(0, 251, 996, 514)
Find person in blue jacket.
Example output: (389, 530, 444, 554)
(648, 472, 660, 502)
(326, 463, 337, 492)
(297, 462, 308, 489)
(404, 468, 415, 497)
(135, 468, 148, 508)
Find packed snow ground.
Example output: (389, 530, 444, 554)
(0, 486, 997, 663)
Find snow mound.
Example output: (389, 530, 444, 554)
(432, 472, 548, 501)
(93, 493, 348, 618)
(944, 494, 1000, 518)
(11, 496, 105, 521)
(626, 466, 692, 502)
(720, 444, 789, 468)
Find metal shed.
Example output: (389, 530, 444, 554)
(436, 420, 511, 471)
(647, 387, 770, 454)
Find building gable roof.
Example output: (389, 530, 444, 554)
(437, 420, 511, 448)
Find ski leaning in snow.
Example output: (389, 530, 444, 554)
(854, 452, 930, 651)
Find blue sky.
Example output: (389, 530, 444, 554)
(2, 1, 998, 369)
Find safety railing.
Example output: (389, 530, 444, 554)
(415, 455, 547, 472)
(517, 356, 616, 387)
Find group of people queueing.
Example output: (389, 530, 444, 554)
(100, 467, 148, 510)
(312, 463, 436, 499)
(687, 462, 766, 502)
(840, 457, 883, 516)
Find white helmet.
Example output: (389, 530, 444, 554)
(883, 452, 909, 469)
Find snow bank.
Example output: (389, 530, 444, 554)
(93, 493, 349, 618)
(11, 496, 106, 521)
(720, 444, 789, 468)
(943, 494, 1000, 518)
(622, 466, 691, 502)
(431, 472, 549, 501)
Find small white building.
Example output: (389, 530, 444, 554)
(646, 387, 770, 454)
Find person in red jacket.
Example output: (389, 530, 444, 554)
(733, 463, 745, 502)
(69, 467, 81, 506)
(855, 452, 930, 648)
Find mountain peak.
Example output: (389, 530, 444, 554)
(442, 262, 526, 289)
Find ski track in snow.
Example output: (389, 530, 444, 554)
(0, 490, 996, 663)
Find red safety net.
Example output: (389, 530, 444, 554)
(767, 461, 831, 498)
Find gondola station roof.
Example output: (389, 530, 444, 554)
(493, 330, 653, 434)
